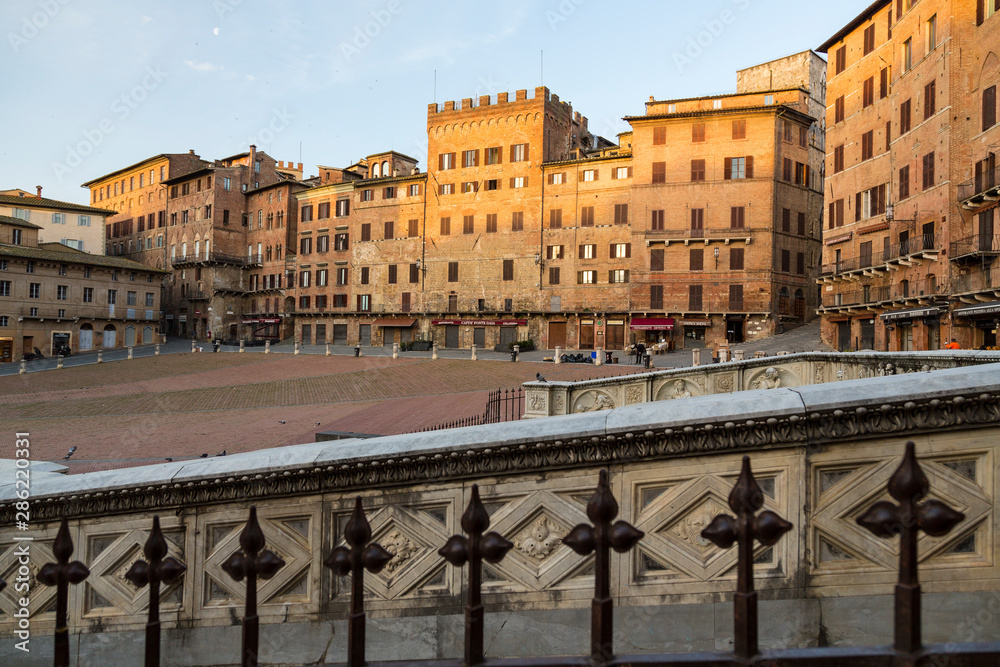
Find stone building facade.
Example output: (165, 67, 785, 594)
(0, 214, 167, 361)
(817, 0, 1000, 351)
(0, 188, 114, 255)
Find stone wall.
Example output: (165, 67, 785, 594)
(2, 364, 1000, 665)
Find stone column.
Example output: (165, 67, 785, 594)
(554, 346, 562, 363)
(325, 343, 331, 356)
(19, 360, 26, 374)
(264, 340, 271, 354)
(734, 349, 745, 361)
(97, 350, 103, 363)
(692, 348, 702, 366)
(155, 344, 161, 356)
(754, 351, 767, 359)
(239, 340, 245, 354)
(595, 347, 603, 366)
(470, 344, 477, 360)
(432, 343, 438, 360)
(294, 341, 301, 355)
(57, 355, 63, 369)
(191, 340, 197, 353)
(127, 347, 133, 360)
(513, 345, 520, 362)
(392, 342, 399, 359)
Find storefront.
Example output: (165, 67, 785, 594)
(629, 318, 675, 346)
(373, 318, 416, 346)
(0, 337, 12, 363)
(243, 317, 282, 342)
(880, 306, 943, 351)
(725, 314, 746, 343)
(431, 318, 527, 349)
(953, 301, 1000, 349)
(680, 320, 711, 348)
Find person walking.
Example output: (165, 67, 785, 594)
(635, 342, 646, 365)
(946, 338, 960, 350)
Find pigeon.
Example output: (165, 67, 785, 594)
(63, 446, 77, 460)
(536, 372, 547, 382)
(199, 453, 208, 458)
(278, 420, 286, 424)
(165, 457, 173, 462)
(315, 422, 321, 426)
(217, 450, 226, 456)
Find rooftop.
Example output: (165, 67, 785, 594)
(0, 213, 42, 229)
(0, 241, 171, 272)
(0, 193, 115, 215)
(816, 0, 889, 53)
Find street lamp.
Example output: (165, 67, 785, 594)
(714, 245, 720, 268)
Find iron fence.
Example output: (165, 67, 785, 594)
(414, 387, 524, 433)
(22, 443, 1000, 667)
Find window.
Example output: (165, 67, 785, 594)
(511, 211, 524, 231)
(335, 233, 349, 251)
(582, 169, 597, 182)
(83, 287, 93, 302)
(409, 263, 419, 283)
(57, 285, 68, 300)
(318, 202, 330, 219)
(858, 184, 887, 219)
(580, 244, 596, 259)
(299, 296, 311, 309)
(549, 267, 560, 285)
(835, 46, 846, 75)
(581, 206, 595, 227)
(985, 86, 997, 131)
(388, 264, 397, 284)
(401, 293, 411, 312)
(731, 206, 745, 228)
(899, 165, 911, 199)
(652, 161, 666, 183)
(781, 249, 791, 272)
(546, 245, 563, 259)
(300, 205, 314, 223)
(361, 223, 372, 241)
(692, 123, 706, 143)
(833, 145, 845, 173)
(336, 268, 348, 285)
(650, 248, 664, 271)
(362, 188, 374, 201)
(485, 213, 498, 233)
(653, 126, 666, 144)
(783, 158, 793, 181)
(979, 0, 998, 25)
(800, 126, 808, 148)
(484, 178, 499, 191)
(384, 220, 394, 239)
(690, 248, 704, 271)
(725, 156, 751, 179)
(300, 237, 312, 254)
(317, 235, 330, 253)
(0, 280, 9, 296)
(925, 15, 936, 51)
(333, 294, 347, 308)
(463, 215, 474, 234)
(828, 199, 845, 228)
(922, 152, 935, 190)
(611, 243, 631, 258)
(440, 217, 451, 235)
(315, 294, 328, 310)
(880, 68, 889, 99)
(924, 80, 936, 119)
(729, 284, 744, 310)
(612, 167, 631, 179)
(409, 183, 420, 196)
(359, 266, 370, 285)
(783, 120, 794, 143)
(439, 152, 455, 170)
(439, 183, 454, 196)
(797, 212, 806, 236)
(336, 199, 350, 217)
(651, 209, 665, 230)
(863, 24, 876, 55)
(797, 252, 805, 275)
(903, 38, 912, 72)
(689, 284, 703, 310)
(691, 208, 704, 236)
(578, 270, 596, 284)
(462, 149, 478, 167)
(511, 143, 528, 162)
(461, 181, 477, 193)
(609, 269, 629, 283)
(862, 130, 874, 161)
(448, 262, 459, 282)
(782, 208, 791, 232)
(549, 209, 562, 229)
(614, 204, 629, 225)
(863, 77, 874, 108)
(29, 282, 40, 299)
(691, 159, 706, 181)
(25, 260, 33, 273)
(502, 259, 514, 281)
(732, 119, 746, 140)
(900, 99, 912, 133)
(485, 146, 502, 165)
(11, 229, 22, 245)
(510, 176, 526, 189)
(650, 285, 664, 310)
(51, 212, 65, 225)
(730, 247, 745, 270)
(300, 270, 311, 288)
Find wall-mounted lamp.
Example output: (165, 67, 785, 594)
(534, 254, 540, 264)
(714, 245, 720, 268)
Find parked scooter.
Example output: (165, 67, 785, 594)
(22, 347, 44, 361)
(54, 344, 72, 357)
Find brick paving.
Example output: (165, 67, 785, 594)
(0, 354, 645, 473)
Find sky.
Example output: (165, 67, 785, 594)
(1, 0, 867, 205)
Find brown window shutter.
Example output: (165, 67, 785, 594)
(474, 149, 480, 166)
(625, 243, 631, 258)
(724, 158, 732, 180)
(856, 192, 863, 221)
(523, 176, 528, 187)
(593, 169, 599, 181)
(579, 245, 585, 258)
(611, 169, 617, 180)
(509, 145, 515, 162)
(547, 173, 553, 185)
(496, 147, 502, 164)
(438, 154, 444, 170)
(628, 167, 633, 178)
(746, 156, 754, 178)
(509, 177, 515, 189)
(524, 144, 529, 161)
(609, 243, 615, 258)
(829, 202, 835, 229)
(977, 0, 984, 26)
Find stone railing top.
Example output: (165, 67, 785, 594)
(5, 362, 1000, 521)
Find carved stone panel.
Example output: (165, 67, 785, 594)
(745, 365, 799, 390)
(572, 390, 615, 413)
(654, 378, 701, 401)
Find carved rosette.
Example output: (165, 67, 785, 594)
(514, 515, 562, 560)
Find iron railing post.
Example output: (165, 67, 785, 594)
(36, 518, 90, 667)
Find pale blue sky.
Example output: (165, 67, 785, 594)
(1, 0, 866, 204)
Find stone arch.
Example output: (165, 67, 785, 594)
(975, 51, 999, 91)
(572, 390, 615, 413)
(655, 378, 701, 401)
(745, 365, 799, 391)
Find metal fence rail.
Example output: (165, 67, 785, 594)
(18, 443, 1000, 667)
(414, 387, 524, 433)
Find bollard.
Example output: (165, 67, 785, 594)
(777, 350, 789, 356)
(354, 345, 360, 357)
(643, 353, 651, 369)
(718, 348, 729, 363)
(19, 360, 26, 374)
(155, 343, 160, 356)
(191, 340, 196, 353)
(57, 355, 64, 369)
(239, 340, 245, 354)
(595, 347, 603, 366)
(512, 345, 520, 362)
(692, 348, 702, 366)
(554, 346, 562, 364)
(326, 343, 331, 356)
(432, 343, 438, 360)
(754, 351, 767, 358)
(97, 350, 103, 363)
(128, 346, 134, 360)
(265, 340, 271, 354)
(294, 341, 301, 356)
(392, 342, 399, 359)
(470, 344, 477, 361)
(734, 349, 745, 361)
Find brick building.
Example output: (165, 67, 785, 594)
(0, 214, 167, 362)
(0, 187, 114, 254)
(817, 0, 1000, 350)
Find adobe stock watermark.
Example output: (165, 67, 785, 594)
(51, 65, 167, 182)
(213, 0, 243, 21)
(8, 0, 72, 53)
(673, 0, 752, 74)
(339, 0, 404, 63)
(546, 0, 587, 31)
(235, 107, 294, 153)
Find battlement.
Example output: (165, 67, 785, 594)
(428, 85, 576, 117)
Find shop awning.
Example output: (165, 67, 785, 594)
(680, 320, 712, 327)
(242, 317, 281, 324)
(953, 301, 1000, 317)
(372, 318, 416, 327)
(630, 317, 674, 331)
(431, 319, 527, 326)
(880, 306, 942, 322)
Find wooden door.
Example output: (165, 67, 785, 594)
(548, 322, 566, 349)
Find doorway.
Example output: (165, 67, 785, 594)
(579, 320, 595, 350)
(359, 324, 371, 345)
(124, 325, 136, 347)
(548, 321, 566, 349)
(0, 338, 12, 363)
(445, 325, 460, 348)
(79, 325, 93, 351)
(473, 327, 486, 348)
(726, 318, 745, 343)
(103, 325, 117, 348)
(383, 328, 395, 347)
(837, 321, 850, 351)
(22, 336, 33, 357)
(143, 326, 154, 344)
(499, 326, 517, 349)
(334, 324, 348, 344)
(606, 321, 624, 350)
(302, 324, 312, 345)
(859, 320, 875, 350)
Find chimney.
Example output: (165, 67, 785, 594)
(189, 149, 195, 154)
(36, 185, 42, 198)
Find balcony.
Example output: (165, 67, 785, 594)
(951, 264, 1000, 300)
(949, 234, 1000, 264)
(183, 291, 210, 301)
(644, 226, 752, 246)
(171, 252, 262, 268)
(18, 305, 157, 321)
(819, 234, 939, 282)
(958, 166, 1000, 208)
(819, 280, 944, 311)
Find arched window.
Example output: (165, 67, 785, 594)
(793, 289, 806, 319)
(371, 162, 380, 178)
(382, 160, 389, 176)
